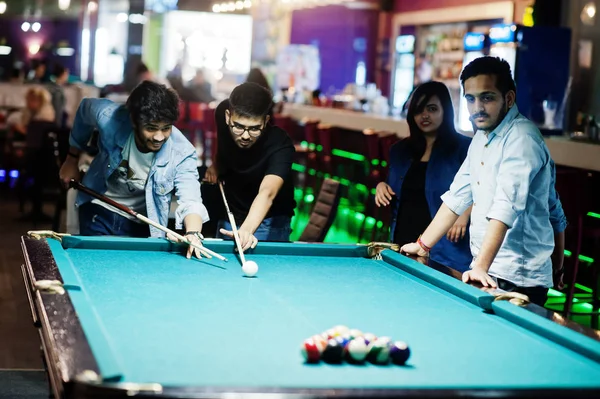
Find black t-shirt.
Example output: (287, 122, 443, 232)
(215, 99, 296, 224)
(393, 161, 432, 247)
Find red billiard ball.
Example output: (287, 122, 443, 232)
(301, 337, 325, 363)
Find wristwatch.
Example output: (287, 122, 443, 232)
(185, 231, 204, 241)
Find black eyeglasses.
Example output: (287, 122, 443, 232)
(228, 121, 264, 137)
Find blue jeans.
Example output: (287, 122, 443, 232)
(216, 216, 292, 242)
(79, 202, 150, 237)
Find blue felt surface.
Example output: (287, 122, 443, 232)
(58, 247, 600, 389)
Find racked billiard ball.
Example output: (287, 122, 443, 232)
(389, 341, 411, 365)
(321, 338, 344, 363)
(363, 332, 377, 345)
(301, 337, 326, 363)
(344, 336, 369, 363)
(333, 325, 350, 336)
(321, 328, 337, 340)
(366, 337, 392, 365)
(348, 328, 363, 339)
(335, 333, 351, 348)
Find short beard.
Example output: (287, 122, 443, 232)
(482, 100, 509, 133)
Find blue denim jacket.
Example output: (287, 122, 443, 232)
(441, 105, 567, 287)
(387, 133, 473, 272)
(70, 98, 209, 237)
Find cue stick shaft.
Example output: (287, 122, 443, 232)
(218, 181, 247, 265)
(133, 213, 225, 261)
(69, 179, 227, 261)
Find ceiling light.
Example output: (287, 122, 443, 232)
(58, 0, 70, 11)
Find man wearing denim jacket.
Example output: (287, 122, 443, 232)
(401, 57, 567, 306)
(59, 81, 209, 259)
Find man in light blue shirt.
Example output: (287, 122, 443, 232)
(59, 81, 210, 259)
(401, 57, 567, 306)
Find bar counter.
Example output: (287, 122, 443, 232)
(282, 103, 600, 172)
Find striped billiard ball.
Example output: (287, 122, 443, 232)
(363, 332, 377, 345)
(321, 328, 337, 340)
(335, 333, 351, 348)
(366, 337, 392, 364)
(333, 325, 350, 336)
(311, 334, 327, 348)
(348, 329, 363, 339)
(389, 341, 411, 365)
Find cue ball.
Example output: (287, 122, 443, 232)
(242, 261, 258, 277)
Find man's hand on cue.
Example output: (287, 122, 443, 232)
(218, 227, 258, 252)
(167, 232, 207, 259)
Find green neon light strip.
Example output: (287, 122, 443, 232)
(331, 149, 365, 162)
(579, 255, 595, 263)
(547, 288, 564, 297)
(575, 283, 593, 293)
(587, 212, 600, 219)
(292, 163, 306, 172)
(563, 250, 594, 263)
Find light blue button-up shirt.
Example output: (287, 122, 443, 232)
(70, 98, 209, 237)
(441, 105, 567, 287)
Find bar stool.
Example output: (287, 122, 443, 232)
(555, 167, 600, 329)
(293, 118, 321, 216)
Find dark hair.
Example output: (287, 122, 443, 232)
(246, 68, 271, 92)
(406, 81, 458, 160)
(229, 82, 273, 119)
(126, 81, 180, 127)
(136, 62, 149, 75)
(460, 56, 516, 96)
(53, 63, 67, 78)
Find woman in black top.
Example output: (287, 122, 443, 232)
(375, 81, 473, 272)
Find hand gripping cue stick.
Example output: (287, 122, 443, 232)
(69, 179, 227, 262)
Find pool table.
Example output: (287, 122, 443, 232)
(20, 231, 600, 399)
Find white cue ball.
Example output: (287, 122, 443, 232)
(242, 260, 259, 277)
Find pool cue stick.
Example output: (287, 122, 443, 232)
(69, 179, 227, 262)
(217, 181, 248, 265)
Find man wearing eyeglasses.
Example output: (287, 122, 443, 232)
(204, 82, 296, 251)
